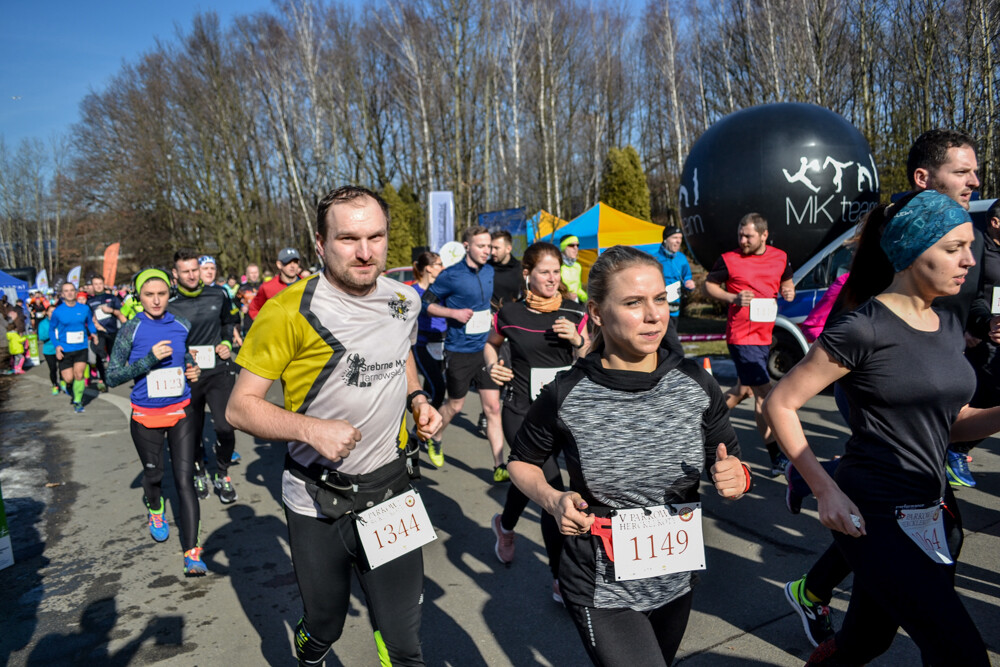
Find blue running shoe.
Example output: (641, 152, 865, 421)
(73, 402, 85, 414)
(183, 547, 207, 576)
(146, 501, 170, 542)
(230, 451, 242, 465)
(946, 449, 975, 487)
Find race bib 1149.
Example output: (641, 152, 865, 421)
(610, 504, 706, 581)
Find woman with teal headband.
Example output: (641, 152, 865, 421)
(107, 268, 206, 576)
(765, 190, 998, 665)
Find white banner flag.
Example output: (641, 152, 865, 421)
(35, 269, 48, 292)
(66, 266, 81, 288)
(428, 191, 454, 252)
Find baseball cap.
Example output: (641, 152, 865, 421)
(278, 247, 301, 263)
(198, 255, 217, 266)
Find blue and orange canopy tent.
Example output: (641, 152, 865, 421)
(526, 203, 665, 284)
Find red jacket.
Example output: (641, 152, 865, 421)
(248, 276, 297, 319)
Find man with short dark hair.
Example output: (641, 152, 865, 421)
(248, 248, 302, 319)
(51, 281, 98, 413)
(489, 230, 523, 308)
(704, 213, 794, 475)
(422, 225, 508, 480)
(169, 248, 242, 503)
(227, 184, 441, 666)
(87, 273, 125, 391)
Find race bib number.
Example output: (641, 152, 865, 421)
(611, 504, 706, 581)
(189, 345, 216, 370)
(992, 286, 1000, 315)
(465, 309, 492, 335)
(896, 503, 952, 565)
(665, 281, 681, 302)
(427, 342, 444, 361)
(749, 298, 778, 323)
(530, 366, 571, 401)
(94, 307, 112, 321)
(357, 490, 437, 569)
(66, 330, 85, 345)
(147, 367, 185, 398)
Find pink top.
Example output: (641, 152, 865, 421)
(801, 273, 849, 342)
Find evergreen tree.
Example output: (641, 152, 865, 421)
(381, 183, 424, 269)
(600, 146, 652, 222)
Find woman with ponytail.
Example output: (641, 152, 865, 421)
(107, 268, 205, 576)
(508, 245, 749, 666)
(484, 242, 589, 601)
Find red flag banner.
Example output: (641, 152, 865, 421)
(103, 243, 120, 287)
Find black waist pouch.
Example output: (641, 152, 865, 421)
(286, 453, 410, 521)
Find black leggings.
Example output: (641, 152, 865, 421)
(130, 404, 200, 551)
(413, 343, 445, 409)
(816, 502, 988, 666)
(499, 407, 564, 577)
(566, 591, 693, 667)
(189, 367, 236, 475)
(44, 353, 58, 387)
(284, 506, 424, 665)
(93, 331, 116, 383)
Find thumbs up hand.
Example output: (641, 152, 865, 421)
(710, 443, 748, 499)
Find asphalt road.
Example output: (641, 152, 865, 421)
(1, 359, 998, 666)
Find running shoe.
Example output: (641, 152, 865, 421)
(552, 579, 564, 606)
(73, 402, 85, 414)
(214, 474, 238, 504)
(146, 500, 170, 542)
(493, 464, 510, 483)
(51, 386, 60, 396)
(785, 462, 804, 515)
(230, 451, 242, 465)
(946, 449, 976, 487)
(193, 467, 211, 500)
(769, 452, 790, 477)
(784, 576, 834, 647)
(183, 547, 207, 576)
(478, 413, 488, 437)
(491, 513, 515, 563)
(425, 438, 445, 468)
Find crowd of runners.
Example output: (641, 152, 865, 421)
(4, 128, 998, 666)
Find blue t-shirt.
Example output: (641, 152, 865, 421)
(423, 260, 494, 353)
(413, 283, 447, 345)
(51, 301, 94, 352)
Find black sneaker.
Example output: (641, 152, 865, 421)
(213, 475, 238, 504)
(193, 464, 211, 500)
(770, 452, 790, 477)
(478, 412, 488, 437)
(784, 576, 835, 647)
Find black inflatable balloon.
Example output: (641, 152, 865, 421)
(678, 103, 880, 271)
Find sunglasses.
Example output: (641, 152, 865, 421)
(565, 243, 579, 248)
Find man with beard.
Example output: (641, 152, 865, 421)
(227, 185, 442, 666)
(704, 213, 794, 475)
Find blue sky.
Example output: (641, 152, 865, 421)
(0, 0, 275, 148)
